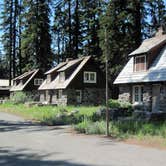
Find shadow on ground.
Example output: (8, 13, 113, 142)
(0, 120, 70, 133)
(0, 147, 90, 166)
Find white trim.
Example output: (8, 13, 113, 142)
(134, 55, 146, 72)
(34, 79, 43, 86)
(132, 85, 144, 104)
(84, 71, 97, 83)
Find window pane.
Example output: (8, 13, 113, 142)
(135, 56, 146, 71)
(85, 73, 89, 81)
(90, 73, 94, 81)
(141, 87, 143, 102)
(134, 87, 139, 102)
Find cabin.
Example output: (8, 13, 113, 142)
(38, 56, 105, 106)
(0, 79, 10, 99)
(10, 69, 44, 100)
(114, 27, 166, 112)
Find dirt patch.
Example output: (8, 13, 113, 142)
(124, 136, 166, 150)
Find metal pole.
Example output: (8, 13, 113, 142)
(105, 28, 109, 136)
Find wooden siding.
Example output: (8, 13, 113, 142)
(68, 58, 105, 89)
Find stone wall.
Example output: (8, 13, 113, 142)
(118, 84, 166, 112)
(82, 88, 105, 105)
(39, 90, 67, 106)
(39, 88, 105, 106)
(159, 84, 166, 112)
(118, 85, 131, 103)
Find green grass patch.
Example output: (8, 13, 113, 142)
(0, 102, 99, 125)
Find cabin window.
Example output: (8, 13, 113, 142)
(59, 72, 65, 82)
(57, 90, 63, 99)
(34, 79, 43, 86)
(84, 72, 97, 83)
(76, 90, 82, 103)
(133, 86, 143, 104)
(134, 55, 146, 72)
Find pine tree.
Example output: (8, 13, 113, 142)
(21, 0, 53, 72)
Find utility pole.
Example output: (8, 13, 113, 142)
(105, 28, 109, 136)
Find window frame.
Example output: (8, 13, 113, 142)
(132, 85, 144, 104)
(84, 71, 97, 83)
(134, 55, 147, 72)
(34, 78, 43, 86)
(76, 90, 82, 103)
(57, 89, 63, 99)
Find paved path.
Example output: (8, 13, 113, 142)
(0, 112, 166, 166)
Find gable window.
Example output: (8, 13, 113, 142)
(34, 79, 43, 86)
(84, 72, 97, 83)
(134, 55, 146, 72)
(133, 86, 143, 104)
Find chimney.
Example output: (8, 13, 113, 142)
(155, 26, 164, 37)
(65, 58, 73, 62)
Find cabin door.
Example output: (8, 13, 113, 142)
(152, 85, 160, 112)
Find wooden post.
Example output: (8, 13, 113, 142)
(105, 28, 109, 136)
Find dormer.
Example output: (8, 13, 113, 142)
(59, 71, 65, 82)
(129, 27, 166, 73)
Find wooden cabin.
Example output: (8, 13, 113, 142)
(39, 56, 106, 106)
(10, 69, 44, 101)
(0, 79, 10, 99)
(114, 27, 166, 112)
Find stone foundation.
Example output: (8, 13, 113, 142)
(119, 85, 131, 102)
(39, 88, 105, 106)
(118, 84, 166, 112)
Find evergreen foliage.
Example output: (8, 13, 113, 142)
(0, 0, 165, 96)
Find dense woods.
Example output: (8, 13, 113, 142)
(0, 0, 166, 88)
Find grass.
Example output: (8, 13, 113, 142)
(75, 120, 166, 139)
(1, 102, 166, 148)
(0, 102, 99, 125)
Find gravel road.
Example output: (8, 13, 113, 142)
(0, 112, 166, 166)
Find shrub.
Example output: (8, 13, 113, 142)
(75, 120, 166, 138)
(108, 99, 132, 111)
(108, 99, 121, 108)
(10, 92, 33, 104)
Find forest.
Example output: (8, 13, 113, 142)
(0, 0, 165, 88)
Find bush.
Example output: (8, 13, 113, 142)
(75, 120, 166, 138)
(10, 92, 33, 104)
(108, 99, 132, 111)
(108, 99, 121, 108)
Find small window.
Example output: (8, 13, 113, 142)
(76, 90, 82, 103)
(134, 56, 146, 72)
(57, 90, 63, 99)
(133, 86, 143, 104)
(34, 79, 43, 86)
(84, 72, 97, 83)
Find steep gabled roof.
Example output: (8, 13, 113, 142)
(10, 69, 39, 91)
(39, 56, 91, 90)
(129, 29, 166, 56)
(12, 70, 36, 81)
(45, 62, 67, 75)
(114, 46, 166, 84)
(57, 58, 82, 72)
